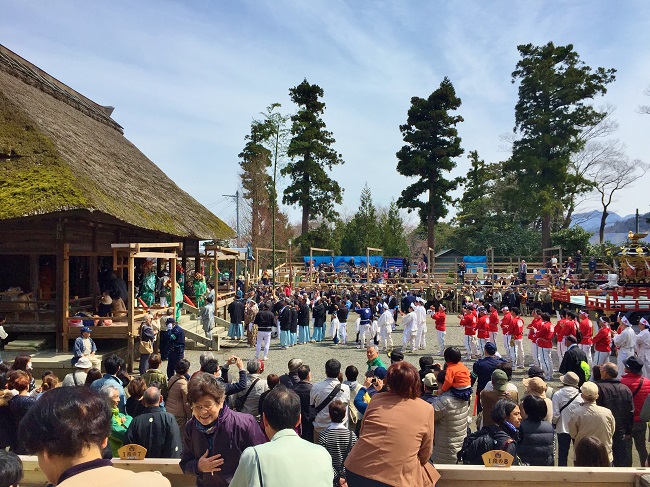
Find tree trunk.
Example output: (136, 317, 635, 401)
(427, 214, 435, 254)
(541, 214, 552, 253)
(563, 204, 574, 229)
(599, 208, 608, 244)
(301, 206, 309, 236)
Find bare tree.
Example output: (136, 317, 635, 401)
(587, 145, 649, 243)
(639, 85, 650, 115)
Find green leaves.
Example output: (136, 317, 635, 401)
(396, 77, 464, 249)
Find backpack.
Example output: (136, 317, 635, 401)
(457, 427, 510, 465)
(580, 361, 591, 381)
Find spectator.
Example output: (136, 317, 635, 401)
(18, 387, 170, 486)
(292, 366, 314, 441)
(486, 399, 521, 463)
(203, 356, 247, 396)
(597, 362, 634, 467)
(429, 369, 469, 465)
(258, 373, 281, 420)
(62, 356, 92, 387)
(472, 342, 505, 413)
(0, 450, 22, 487)
(166, 319, 186, 379)
(72, 327, 101, 369)
(574, 436, 611, 467)
(568, 381, 616, 465)
(138, 314, 156, 375)
(84, 367, 102, 386)
(520, 377, 552, 422)
(552, 371, 582, 466)
(420, 373, 438, 405)
(6, 370, 36, 453)
(180, 373, 267, 484)
(230, 386, 332, 487)
(353, 367, 387, 416)
(165, 358, 192, 440)
(311, 359, 351, 441)
(124, 386, 182, 458)
(125, 376, 147, 418)
(0, 376, 13, 450)
(230, 359, 268, 417)
(319, 400, 357, 486)
(527, 366, 554, 397)
(558, 335, 588, 386)
(90, 354, 126, 413)
(345, 362, 439, 486)
(480, 370, 518, 428)
(101, 384, 131, 457)
(619, 356, 650, 466)
(365, 345, 385, 370)
(518, 394, 555, 466)
(9, 354, 35, 392)
(141, 353, 168, 397)
(279, 358, 303, 388)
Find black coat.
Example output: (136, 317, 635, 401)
(293, 380, 314, 441)
(228, 300, 245, 324)
(290, 308, 299, 333)
(124, 406, 182, 458)
(278, 306, 292, 331)
(597, 379, 634, 437)
(518, 419, 555, 466)
(313, 303, 326, 327)
(558, 345, 588, 385)
(298, 303, 310, 327)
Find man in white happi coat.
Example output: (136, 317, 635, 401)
(415, 298, 428, 350)
(613, 314, 637, 374)
(377, 302, 395, 352)
(399, 302, 418, 353)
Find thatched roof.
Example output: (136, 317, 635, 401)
(0, 45, 234, 241)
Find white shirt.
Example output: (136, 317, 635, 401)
(310, 378, 350, 432)
(614, 326, 636, 350)
(552, 385, 582, 434)
(415, 305, 427, 327)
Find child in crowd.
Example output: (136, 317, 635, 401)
(440, 346, 472, 400)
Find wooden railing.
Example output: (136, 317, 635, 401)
(17, 457, 650, 487)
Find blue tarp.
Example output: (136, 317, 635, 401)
(304, 256, 386, 269)
(463, 255, 487, 273)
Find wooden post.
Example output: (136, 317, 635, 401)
(90, 256, 98, 311)
(29, 254, 39, 300)
(310, 247, 313, 286)
(127, 252, 135, 372)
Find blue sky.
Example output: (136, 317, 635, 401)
(4, 0, 650, 229)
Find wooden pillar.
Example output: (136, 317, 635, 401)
(29, 254, 39, 300)
(127, 252, 135, 372)
(90, 256, 98, 311)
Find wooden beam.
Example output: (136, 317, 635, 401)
(111, 242, 183, 250)
(132, 251, 179, 259)
(127, 252, 135, 372)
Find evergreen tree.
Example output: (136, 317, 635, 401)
(396, 77, 463, 251)
(505, 42, 616, 250)
(455, 151, 502, 227)
(381, 200, 409, 256)
(340, 184, 381, 255)
(283, 79, 344, 235)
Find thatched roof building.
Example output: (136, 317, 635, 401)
(0, 44, 232, 240)
(0, 44, 234, 350)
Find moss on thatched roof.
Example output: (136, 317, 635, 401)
(0, 46, 233, 240)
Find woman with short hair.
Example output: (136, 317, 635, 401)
(180, 373, 267, 485)
(488, 398, 521, 463)
(344, 361, 439, 486)
(518, 394, 555, 466)
(6, 370, 36, 453)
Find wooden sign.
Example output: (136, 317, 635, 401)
(481, 449, 514, 467)
(118, 444, 148, 460)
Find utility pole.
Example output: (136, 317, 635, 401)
(223, 191, 240, 247)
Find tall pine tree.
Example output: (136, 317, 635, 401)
(340, 184, 381, 255)
(283, 79, 344, 235)
(396, 77, 463, 251)
(506, 42, 616, 250)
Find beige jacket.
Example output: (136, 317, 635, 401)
(58, 465, 170, 487)
(165, 374, 191, 422)
(568, 400, 616, 462)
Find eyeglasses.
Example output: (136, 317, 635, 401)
(192, 402, 218, 412)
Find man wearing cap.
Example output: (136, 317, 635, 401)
(558, 335, 588, 386)
(520, 377, 553, 422)
(614, 313, 637, 373)
(62, 356, 92, 387)
(552, 372, 582, 466)
(527, 366, 554, 397)
(578, 310, 594, 367)
(480, 369, 519, 428)
(472, 342, 505, 413)
(620, 356, 650, 465)
(568, 381, 616, 464)
(72, 326, 101, 369)
(388, 350, 404, 364)
(354, 301, 372, 349)
(596, 362, 634, 466)
(635, 316, 650, 378)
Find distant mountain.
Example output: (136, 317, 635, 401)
(570, 211, 624, 233)
(572, 210, 650, 234)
